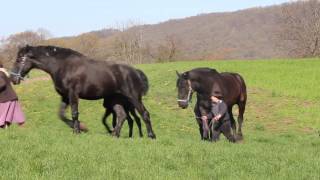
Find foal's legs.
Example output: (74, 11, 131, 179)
(131, 109, 143, 137)
(102, 109, 113, 134)
(126, 111, 134, 138)
(112, 104, 127, 137)
(130, 99, 156, 139)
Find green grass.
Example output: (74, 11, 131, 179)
(1, 59, 320, 179)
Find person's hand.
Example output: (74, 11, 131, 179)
(214, 114, 222, 121)
(201, 116, 208, 121)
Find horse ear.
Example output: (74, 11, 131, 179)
(176, 70, 181, 77)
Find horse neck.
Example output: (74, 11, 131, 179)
(33, 57, 60, 77)
(191, 79, 211, 96)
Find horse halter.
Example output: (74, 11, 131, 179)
(10, 56, 27, 80)
(177, 80, 193, 104)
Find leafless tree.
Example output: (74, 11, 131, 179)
(279, 0, 320, 57)
(0, 29, 51, 66)
(110, 20, 147, 64)
(149, 35, 181, 62)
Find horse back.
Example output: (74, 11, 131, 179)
(220, 72, 247, 104)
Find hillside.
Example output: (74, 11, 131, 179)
(45, 4, 286, 61)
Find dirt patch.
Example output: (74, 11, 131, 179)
(24, 76, 50, 84)
(302, 127, 314, 133)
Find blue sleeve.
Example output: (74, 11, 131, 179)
(218, 101, 227, 116)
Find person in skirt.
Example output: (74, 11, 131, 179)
(0, 60, 25, 128)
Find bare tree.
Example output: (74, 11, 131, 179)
(75, 33, 100, 58)
(111, 20, 146, 64)
(279, 0, 320, 57)
(149, 35, 181, 62)
(0, 29, 51, 66)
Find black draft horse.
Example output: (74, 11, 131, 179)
(10, 45, 156, 139)
(176, 68, 247, 140)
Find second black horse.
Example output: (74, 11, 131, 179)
(176, 68, 246, 141)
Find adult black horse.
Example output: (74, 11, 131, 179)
(176, 68, 246, 140)
(10, 45, 156, 139)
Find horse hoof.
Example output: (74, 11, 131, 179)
(73, 129, 81, 134)
(111, 132, 120, 138)
(235, 134, 243, 141)
(148, 133, 156, 139)
(79, 122, 88, 133)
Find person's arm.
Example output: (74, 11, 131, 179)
(0, 73, 7, 92)
(219, 101, 228, 116)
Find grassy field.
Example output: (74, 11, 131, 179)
(1, 59, 320, 179)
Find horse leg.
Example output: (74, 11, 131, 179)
(58, 97, 74, 128)
(130, 99, 156, 139)
(131, 109, 143, 137)
(126, 111, 134, 138)
(112, 104, 127, 138)
(112, 112, 117, 129)
(69, 92, 80, 134)
(196, 120, 204, 140)
(102, 109, 113, 134)
(237, 101, 246, 140)
(228, 106, 237, 137)
(194, 106, 204, 140)
(202, 119, 210, 140)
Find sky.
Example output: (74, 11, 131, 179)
(0, 0, 292, 38)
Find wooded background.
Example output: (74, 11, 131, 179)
(1, 0, 319, 67)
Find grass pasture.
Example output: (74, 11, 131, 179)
(1, 59, 320, 179)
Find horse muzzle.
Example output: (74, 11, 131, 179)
(10, 73, 22, 85)
(177, 100, 189, 109)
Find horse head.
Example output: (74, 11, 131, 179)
(10, 45, 37, 84)
(176, 70, 194, 109)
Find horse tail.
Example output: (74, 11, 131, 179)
(234, 73, 247, 102)
(136, 69, 149, 96)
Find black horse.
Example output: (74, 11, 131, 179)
(11, 45, 156, 138)
(176, 68, 246, 140)
(102, 94, 144, 138)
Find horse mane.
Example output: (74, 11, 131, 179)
(34, 45, 85, 59)
(189, 67, 219, 78)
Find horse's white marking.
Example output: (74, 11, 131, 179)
(54, 48, 57, 52)
(46, 52, 50, 56)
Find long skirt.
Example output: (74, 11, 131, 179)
(0, 100, 25, 126)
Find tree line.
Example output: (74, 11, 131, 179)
(1, 0, 319, 67)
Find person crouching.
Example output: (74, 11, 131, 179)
(202, 95, 235, 143)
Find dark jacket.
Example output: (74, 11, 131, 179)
(0, 72, 18, 103)
(207, 100, 230, 122)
